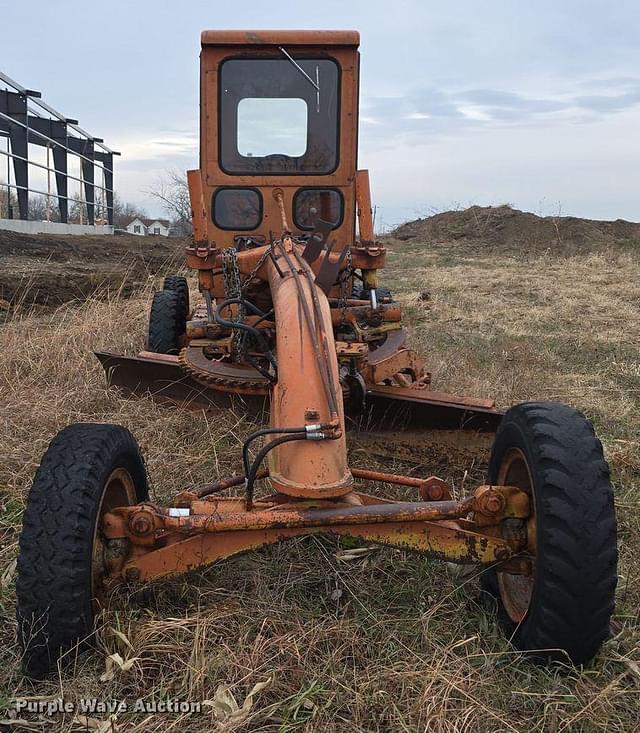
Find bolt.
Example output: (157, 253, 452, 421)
(305, 409, 320, 421)
(129, 510, 154, 536)
(485, 494, 504, 513)
(419, 477, 451, 502)
(477, 490, 505, 515)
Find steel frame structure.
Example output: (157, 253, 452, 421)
(0, 71, 119, 225)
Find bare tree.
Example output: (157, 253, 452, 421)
(0, 190, 51, 220)
(0, 189, 18, 219)
(27, 195, 55, 222)
(68, 193, 87, 225)
(145, 170, 193, 235)
(111, 194, 148, 229)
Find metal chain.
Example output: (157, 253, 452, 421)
(222, 244, 277, 362)
(241, 245, 274, 294)
(337, 247, 353, 324)
(221, 247, 242, 298)
(221, 247, 246, 359)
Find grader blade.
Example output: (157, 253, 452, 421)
(365, 384, 503, 431)
(95, 350, 268, 411)
(95, 350, 502, 430)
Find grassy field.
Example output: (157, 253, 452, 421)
(0, 217, 638, 731)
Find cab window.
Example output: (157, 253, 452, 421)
(238, 98, 308, 157)
(294, 189, 343, 230)
(220, 57, 340, 175)
(213, 188, 262, 230)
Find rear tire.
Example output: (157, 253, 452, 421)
(163, 274, 190, 324)
(481, 401, 617, 665)
(17, 424, 148, 678)
(147, 289, 181, 354)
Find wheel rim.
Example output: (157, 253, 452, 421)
(91, 468, 137, 605)
(496, 447, 536, 623)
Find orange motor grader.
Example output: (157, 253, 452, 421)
(17, 31, 617, 677)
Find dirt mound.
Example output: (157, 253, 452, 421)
(390, 205, 640, 252)
(0, 229, 185, 306)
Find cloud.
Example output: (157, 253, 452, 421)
(116, 133, 197, 164)
(359, 76, 640, 151)
(576, 76, 640, 91)
(456, 89, 569, 115)
(574, 91, 640, 113)
(458, 105, 492, 122)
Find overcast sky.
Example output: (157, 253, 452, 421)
(3, 0, 640, 228)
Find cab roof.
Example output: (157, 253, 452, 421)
(200, 30, 360, 47)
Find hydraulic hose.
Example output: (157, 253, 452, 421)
(217, 297, 265, 318)
(245, 433, 309, 508)
(242, 426, 308, 478)
(214, 298, 277, 372)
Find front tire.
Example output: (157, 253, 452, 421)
(17, 424, 148, 678)
(147, 289, 182, 354)
(481, 401, 617, 665)
(163, 274, 190, 324)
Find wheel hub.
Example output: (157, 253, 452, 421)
(496, 447, 536, 623)
(91, 468, 138, 604)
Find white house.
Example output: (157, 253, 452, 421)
(125, 217, 171, 237)
(125, 217, 146, 236)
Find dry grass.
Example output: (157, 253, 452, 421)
(0, 235, 639, 732)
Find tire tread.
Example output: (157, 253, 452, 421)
(483, 400, 617, 665)
(147, 289, 180, 354)
(16, 423, 147, 678)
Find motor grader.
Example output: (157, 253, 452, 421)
(17, 30, 617, 677)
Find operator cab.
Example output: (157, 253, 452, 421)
(189, 30, 362, 251)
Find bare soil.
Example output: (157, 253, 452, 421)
(392, 204, 640, 255)
(0, 229, 185, 307)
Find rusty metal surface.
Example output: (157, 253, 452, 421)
(193, 469, 269, 499)
(367, 346, 424, 385)
(351, 468, 433, 488)
(94, 350, 269, 412)
(366, 384, 504, 432)
(107, 484, 527, 542)
(355, 170, 374, 243)
(178, 470, 452, 506)
(96, 30, 503, 435)
(158, 497, 475, 534)
(187, 168, 206, 242)
(123, 519, 516, 583)
(351, 244, 386, 270)
(314, 241, 350, 294)
(366, 329, 407, 358)
(350, 469, 452, 501)
(370, 384, 496, 410)
(103, 479, 533, 584)
(200, 30, 361, 46)
(179, 346, 270, 394)
(106, 491, 510, 545)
